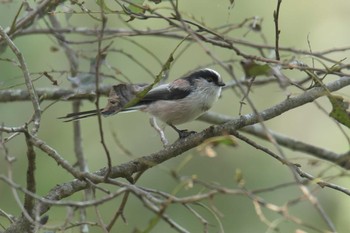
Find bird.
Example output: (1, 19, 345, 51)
(60, 68, 225, 138)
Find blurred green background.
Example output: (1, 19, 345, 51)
(1, 0, 350, 232)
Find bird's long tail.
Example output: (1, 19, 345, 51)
(58, 109, 104, 122)
(59, 83, 149, 122)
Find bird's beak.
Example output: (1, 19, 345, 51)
(218, 81, 226, 87)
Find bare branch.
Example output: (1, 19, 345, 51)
(273, 0, 282, 60)
(23, 132, 37, 220)
(0, 86, 111, 102)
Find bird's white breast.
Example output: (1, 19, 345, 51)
(144, 86, 221, 125)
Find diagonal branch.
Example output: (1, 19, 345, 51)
(199, 113, 350, 169)
(35, 76, 350, 215)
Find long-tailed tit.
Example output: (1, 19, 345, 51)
(61, 68, 225, 138)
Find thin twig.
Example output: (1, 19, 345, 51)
(94, 11, 113, 180)
(183, 204, 209, 233)
(106, 171, 144, 231)
(273, 0, 282, 60)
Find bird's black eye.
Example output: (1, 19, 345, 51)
(206, 77, 214, 82)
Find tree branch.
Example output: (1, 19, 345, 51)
(199, 112, 350, 169)
(0, 86, 111, 102)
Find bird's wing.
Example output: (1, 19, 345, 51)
(140, 80, 191, 103)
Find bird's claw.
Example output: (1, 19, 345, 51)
(178, 129, 196, 138)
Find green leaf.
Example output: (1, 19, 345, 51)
(328, 95, 350, 129)
(240, 59, 272, 77)
(126, 0, 145, 14)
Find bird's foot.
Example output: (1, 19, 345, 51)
(169, 124, 196, 139)
(177, 129, 196, 139)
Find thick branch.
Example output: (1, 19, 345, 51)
(24, 133, 36, 216)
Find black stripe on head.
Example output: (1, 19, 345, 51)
(184, 68, 224, 86)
